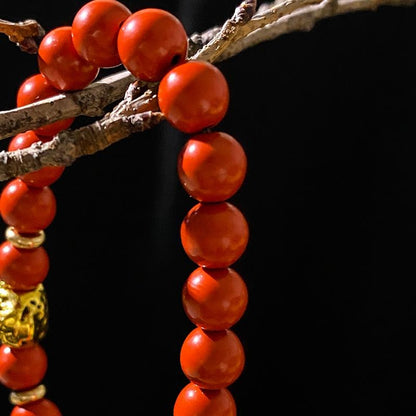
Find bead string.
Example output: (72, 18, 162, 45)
(163, 61, 249, 414)
(0, 2, 248, 415)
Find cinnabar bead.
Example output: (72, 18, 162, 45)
(11, 398, 62, 416)
(180, 202, 249, 268)
(158, 60, 230, 134)
(182, 267, 248, 330)
(0, 241, 49, 291)
(9, 131, 65, 188)
(177, 132, 247, 202)
(72, 0, 132, 68)
(117, 8, 188, 81)
(0, 178, 57, 233)
(173, 382, 237, 416)
(0, 343, 47, 391)
(180, 327, 245, 390)
(37, 26, 99, 91)
(16, 73, 74, 136)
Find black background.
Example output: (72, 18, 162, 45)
(1, 1, 416, 415)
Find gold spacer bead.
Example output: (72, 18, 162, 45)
(5, 226, 46, 249)
(9, 384, 47, 405)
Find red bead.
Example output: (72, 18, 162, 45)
(0, 241, 49, 291)
(182, 267, 248, 330)
(0, 343, 47, 391)
(37, 26, 100, 91)
(180, 202, 249, 268)
(117, 8, 188, 82)
(0, 178, 57, 233)
(173, 382, 237, 416)
(16, 73, 74, 136)
(11, 399, 62, 416)
(180, 327, 245, 389)
(177, 131, 247, 202)
(72, 0, 132, 68)
(8, 131, 65, 187)
(158, 60, 230, 134)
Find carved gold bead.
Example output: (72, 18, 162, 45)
(0, 281, 48, 347)
(9, 384, 47, 405)
(5, 226, 46, 249)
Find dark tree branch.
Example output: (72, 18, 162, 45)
(0, 0, 415, 182)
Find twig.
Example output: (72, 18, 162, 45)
(0, 18, 44, 54)
(0, 83, 162, 181)
(191, 0, 322, 62)
(0, 71, 135, 140)
(215, 0, 416, 61)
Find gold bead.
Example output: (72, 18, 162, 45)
(9, 384, 46, 405)
(5, 226, 46, 249)
(0, 281, 48, 347)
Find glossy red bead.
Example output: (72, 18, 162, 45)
(180, 202, 249, 268)
(0, 343, 47, 391)
(8, 131, 65, 187)
(180, 327, 245, 390)
(37, 26, 100, 91)
(117, 8, 188, 82)
(173, 382, 237, 416)
(10, 399, 62, 416)
(72, 0, 132, 68)
(158, 60, 230, 134)
(178, 131, 247, 202)
(16, 73, 74, 136)
(0, 241, 49, 291)
(182, 267, 248, 330)
(0, 178, 57, 233)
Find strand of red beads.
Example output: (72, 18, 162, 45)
(0, 2, 133, 414)
(0, 2, 248, 415)
(157, 60, 249, 415)
(0, 1, 112, 413)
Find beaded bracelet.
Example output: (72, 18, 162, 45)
(0, 2, 248, 415)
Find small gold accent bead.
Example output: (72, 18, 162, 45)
(0, 281, 48, 347)
(9, 384, 46, 405)
(5, 226, 46, 249)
